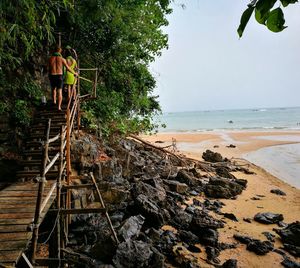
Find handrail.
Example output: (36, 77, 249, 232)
(44, 152, 60, 174)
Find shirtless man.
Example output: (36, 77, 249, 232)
(48, 46, 77, 110)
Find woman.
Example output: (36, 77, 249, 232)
(64, 48, 77, 101)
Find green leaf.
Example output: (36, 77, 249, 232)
(255, 8, 269, 25)
(237, 6, 255, 37)
(266, 7, 287, 32)
(256, 0, 277, 18)
(280, 0, 298, 7)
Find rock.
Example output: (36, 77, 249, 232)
(155, 230, 178, 256)
(278, 221, 288, 228)
(233, 234, 273, 255)
(275, 221, 300, 248)
(132, 181, 166, 203)
(118, 215, 145, 241)
(246, 240, 273, 255)
(178, 230, 199, 245)
(171, 209, 193, 230)
(281, 256, 300, 268)
(189, 190, 199, 196)
(270, 189, 286, 196)
(243, 218, 252, 223)
(205, 246, 220, 263)
(100, 185, 129, 204)
(233, 234, 252, 244)
(262, 232, 275, 242)
(200, 228, 219, 246)
(283, 244, 300, 257)
(215, 167, 236, 179)
(202, 150, 223, 163)
(89, 236, 117, 263)
(112, 240, 164, 268)
(223, 213, 238, 222)
(204, 177, 245, 199)
(134, 194, 164, 227)
(254, 212, 284, 224)
(176, 169, 197, 186)
(190, 210, 224, 231)
(221, 259, 238, 268)
(164, 180, 188, 194)
(226, 144, 236, 148)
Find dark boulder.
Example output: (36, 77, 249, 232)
(221, 259, 238, 268)
(178, 230, 199, 244)
(176, 169, 198, 186)
(254, 212, 284, 224)
(262, 232, 275, 242)
(205, 246, 220, 264)
(164, 180, 188, 194)
(246, 240, 273, 255)
(202, 150, 223, 163)
(216, 167, 236, 179)
(134, 194, 164, 227)
(282, 244, 300, 257)
(132, 181, 166, 203)
(171, 209, 193, 230)
(118, 215, 145, 241)
(281, 256, 300, 268)
(200, 228, 219, 246)
(112, 240, 164, 268)
(233, 234, 273, 255)
(270, 189, 286, 196)
(275, 221, 300, 247)
(204, 177, 245, 199)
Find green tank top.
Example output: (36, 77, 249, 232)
(64, 56, 76, 85)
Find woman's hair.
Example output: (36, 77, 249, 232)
(54, 44, 62, 53)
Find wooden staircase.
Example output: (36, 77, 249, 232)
(16, 104, 67, 181)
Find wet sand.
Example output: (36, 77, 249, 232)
(143, 131, 300, 267)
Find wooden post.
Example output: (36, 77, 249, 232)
(31, 119, 51, 262)
(93, 68, 98, 98)
(56, 125, 65, 261)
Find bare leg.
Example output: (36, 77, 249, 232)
(72, 83, 76, 100)
(58, 88, 62, 110)
(67, 85, 71, 101)
(52, 88, 57, 104)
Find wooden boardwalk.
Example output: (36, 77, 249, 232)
(0, 181, 56, 267)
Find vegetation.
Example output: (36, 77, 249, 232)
(238, 0, 298, 37)
(0, 0, 171, 133)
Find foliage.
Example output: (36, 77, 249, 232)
(0, 0, 170, 134)
(13, 100, 31, 126)
(238, 0, 298, 37)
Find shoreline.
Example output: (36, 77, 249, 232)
(142, 130, 300, 267)
(143, 130, 300, 188)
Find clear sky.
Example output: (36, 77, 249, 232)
(151, 0, 300, 112)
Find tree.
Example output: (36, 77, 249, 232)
(0, 0, 172, 133)
(237, 0, 298, 37)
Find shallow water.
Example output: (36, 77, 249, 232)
(244, 143, 300, 189)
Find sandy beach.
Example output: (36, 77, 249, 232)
(143, 131, 300, 267)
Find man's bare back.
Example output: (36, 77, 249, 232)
(48, 56, 64, 75)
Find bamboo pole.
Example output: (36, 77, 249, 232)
(90, 172, 119, 244)
(57, 125, 64, 262)
(31, 119, 51, 262)
(66, 109, 71, 226)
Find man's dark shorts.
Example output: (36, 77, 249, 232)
(49, 75, 63, 90)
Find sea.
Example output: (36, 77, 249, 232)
(155, 107, 300, 188)
(156, 106, 300, 132)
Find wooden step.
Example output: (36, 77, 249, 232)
(16, 170, 59, 180)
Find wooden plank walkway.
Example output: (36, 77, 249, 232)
(0, 181, 56, 267)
